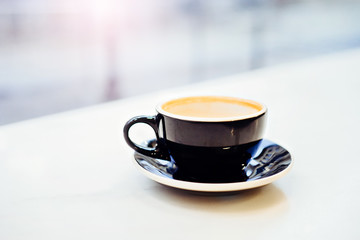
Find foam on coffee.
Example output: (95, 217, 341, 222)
(160, 96, 264, 119)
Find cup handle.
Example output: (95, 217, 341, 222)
(123, 115, 169, 160)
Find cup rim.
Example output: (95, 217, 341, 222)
(156, 96, 267, 122)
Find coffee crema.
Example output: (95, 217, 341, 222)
(160, 96, 263, 119)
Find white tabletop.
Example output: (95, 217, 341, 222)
(1, 49, 360, 239)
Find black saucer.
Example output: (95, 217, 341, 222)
(133, 139, 292, 191)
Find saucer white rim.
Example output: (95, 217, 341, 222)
(132, 155, 293, 192)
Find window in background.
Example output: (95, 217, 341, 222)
(1, 0, 360, 125)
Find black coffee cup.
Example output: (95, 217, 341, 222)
(124, 96, 267, 182)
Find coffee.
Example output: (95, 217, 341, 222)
(161, 96, 263, 119)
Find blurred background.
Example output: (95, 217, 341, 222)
(1, 0, 360, 125)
